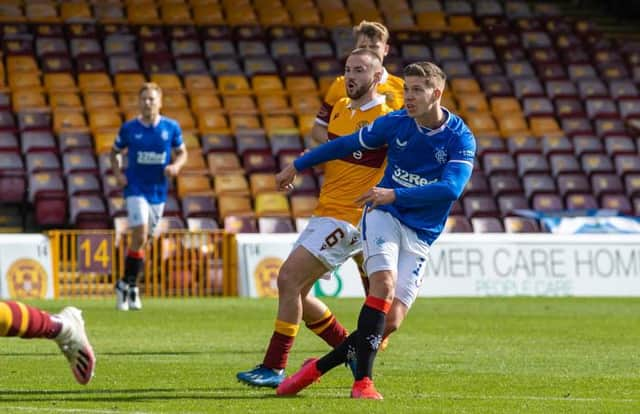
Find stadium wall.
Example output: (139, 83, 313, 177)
(236, 233, 640, 298)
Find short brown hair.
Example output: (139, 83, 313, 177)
(349, 47, 383, 66)
(139, 82, 162, 97)
(403, 62, 446, 89)
(353, 20, 389, 44)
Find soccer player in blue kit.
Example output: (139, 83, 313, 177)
(110, 82, 188, 311)
(275, 61, 476, 399)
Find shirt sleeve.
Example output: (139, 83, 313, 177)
(172, 122, 184, 148)
(113, 124, 127, 151)
(294, 115, 390, 171)
(315, 77, 345, 126)
(394, 128, 476, 207)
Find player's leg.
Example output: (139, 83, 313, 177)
(115, 196, 149, 311)
(126, 201, 165, 311)
(0, 301, 95, 384)
(383, 243, 429, 341)
(302, 290, 349, 350)
(237, 245, 328, 387)
(351, 209, 403, 399)
(301, 218, 361, 348)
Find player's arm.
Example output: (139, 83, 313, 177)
(110, 128, 127, 187)
(277, 117, 388, 190)
(165, 126, 188, 177)
(310, 78, 343, 146)
(394, 161, 474, 206)
(394, 133, 476, 207)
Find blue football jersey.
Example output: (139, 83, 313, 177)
(295, 108, 476, 244)
(114, 116, 183, 204)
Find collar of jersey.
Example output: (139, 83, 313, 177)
(347, 95, 387, 112)
(137, 115, 162, 128)
(414, 107, 451, 136)
(380, 67, 389, 84)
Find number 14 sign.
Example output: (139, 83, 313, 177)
(77, 234, 112, 273)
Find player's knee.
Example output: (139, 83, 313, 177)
(276, 265, 304, 295)
(370, 272, 395, 299)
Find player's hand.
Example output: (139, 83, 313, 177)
(115, 173, 127, 187)
(356, 187, 396, 208)
(164, 163, 179, 177)
(276, 163, 297, 192)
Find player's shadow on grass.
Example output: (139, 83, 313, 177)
(0, 387, 310, 402)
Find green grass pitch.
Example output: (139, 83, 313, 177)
(0, 297, 638, 413)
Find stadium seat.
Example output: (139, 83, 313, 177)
(489, 175, 523, 196)
(591, 173, 624, 198)
(604, 136, 636, 156)
(249, 173, 278, 196)
(28, 171, 64, 203)
(66, 173, 100, 196)
(25, 152, 61, 173)
(471, 217, 505, 233)
(516, 153, 549, 176)
(600, 194, 633, 215)
(465, 173, 490, 195)
(508, 136, 541, 156)
(207, 152, 245, 176)
(503, 216, 540, 233)
(254, 192, 291, 217)
(218, 195, 254, 220)
(69, 195, 109, 229)
(214, 174, 250, 196)
(532, 193, 564, 212)
(565, 193, 598, 210)
(573, 135, 604, 157)
(181, 195, 217, 218)
(20, 131, 57, 154)
(224, 215, 258, 233)
(463, 194, 499, 218)
(581, 153, 615, 176)
(177, 175, 214, 198)
(443, 215, 473, 233)
(62, 151, 97, 174)
(243, 151, 277, 174)
(624, 174, 640, 197)
(258, 217, 295, 233)
(482, 153, 516, 176)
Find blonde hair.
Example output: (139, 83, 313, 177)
(403, 62, 446, 89)
(139, 82, 163, 97)
(353, 20, 389, 44)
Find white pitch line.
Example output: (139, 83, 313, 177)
(0, 406, 152, 414)
(308, 390, 637, 404)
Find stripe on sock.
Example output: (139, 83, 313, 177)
(364, 296, 392, 314)
(306, 309, 334, 334)
(127, 249, 145, 259)
(0, 301, 11, 336)
(274, 319, 299, 337)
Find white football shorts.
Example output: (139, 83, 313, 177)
(294, 216, 362, 273)
(126, 196, 165, 237)
(361, 208, 430, 308)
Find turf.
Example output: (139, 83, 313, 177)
(0, 297, 638, 413)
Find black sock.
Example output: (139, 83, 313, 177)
(316, 331, 358, 374)
(124, 255, 143, 286)
(355, 304, 386, 380)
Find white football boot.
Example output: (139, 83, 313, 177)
(128, 286, 142, 311)
(54, 307, 96, 385)
(115, 280, 129, 311)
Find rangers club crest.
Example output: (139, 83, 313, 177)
(161, 130, 169, 140)
(434, 146, 448, 164)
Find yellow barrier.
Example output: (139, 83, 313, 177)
(48, 229, 234, 298)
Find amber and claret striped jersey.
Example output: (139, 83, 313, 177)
(315, 68, 404, 126)
(313, 95, 393, 225)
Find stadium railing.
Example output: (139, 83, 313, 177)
(48, 229, 237, 298)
